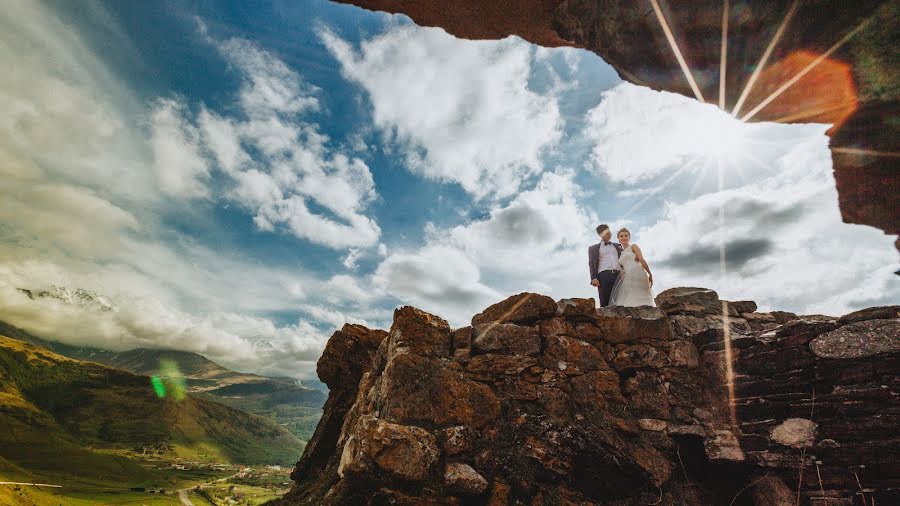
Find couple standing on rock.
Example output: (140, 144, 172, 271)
(588, 224, 655, 307)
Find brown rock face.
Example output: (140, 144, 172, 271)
(389, 306, 452, 357)
(471, 292, 557, 326)
(287, 324, 388, 493)
(444, 462, 489, 495)
(472, 323, 541, 356)
(336, 0, 899, 247)
(338, 414, 440, 482)
(277, 292, 899, 505)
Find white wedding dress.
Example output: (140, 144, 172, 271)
(609, 245, 655, 307)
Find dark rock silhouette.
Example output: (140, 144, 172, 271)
(273, 288, 898, 504)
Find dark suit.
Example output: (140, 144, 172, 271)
(588, 241, 624, 307)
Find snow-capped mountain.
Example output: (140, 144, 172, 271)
(19, 284, 118, 312)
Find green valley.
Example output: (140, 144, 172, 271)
(0, 320, 326, 443)
(0, 333, 305, 505)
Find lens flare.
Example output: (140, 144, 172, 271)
(740, 20, 870, 123)
(150, 375, 166, 398)
(150, 359, 187, 401)
(731, 0, 801, 117)
(649, 0, 705, 102)
(719, 0, 729, 110)
(740, 50, 859, 132)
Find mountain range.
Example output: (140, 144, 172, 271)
(0, 331, 307, 500)
(0, 319, 326, 443)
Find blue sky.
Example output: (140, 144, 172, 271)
(1, 0, 897, 379)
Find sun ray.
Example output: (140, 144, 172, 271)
(717, 158, 738, 428)
(474, 293, 535, 343)
(621, 154, 703, 219)
(770, 97, 859, 124)
(725, 152, 752, 186)
(719, 0, 730, 110)
(831, 147, 900, 158)
(741, 17, 872, 122)
(735, 150, 771, 177)
(649, 0, 705, 102)
(687, 156, 715, 197)
(732, 0, 801, 117)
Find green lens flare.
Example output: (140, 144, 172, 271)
(157, 358, 187, 401)
(150, 375, 166, 398)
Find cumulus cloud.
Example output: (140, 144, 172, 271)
(0, 275, 327, 377)
(372, 79, 898, 325)
(373, 245, 501, 324)
(321, 25, 562, 200)
(150, 98, 211, 198)
(182, 35, 382, 249)
(0, 4, 386, 379)
(584, 82, 817, 183)
(628, 122, 899, 314)
(372, 170, 601, 326)
(0, 1, 156, 202)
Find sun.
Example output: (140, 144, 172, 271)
(697, 112, 749, 163)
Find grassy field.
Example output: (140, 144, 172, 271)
(0, 452, 288, 505)
(0, 334, 305, 504)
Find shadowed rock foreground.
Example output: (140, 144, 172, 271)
(273, 288, 898, 505)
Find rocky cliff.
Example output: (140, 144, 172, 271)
(274, 288, 898, 505)
(336, 0, 899, 248)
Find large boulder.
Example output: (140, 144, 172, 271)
(654, 287, 725, 316)
(317, 324, 388, 388)
(594, 305, 673, 343)
(836, 305, 900, 324)
(338, 414, 439, 482)
(471, 292, 557, 326)
(389, 306, 451, 357)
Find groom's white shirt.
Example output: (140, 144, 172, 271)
(597, 242, 621, 272)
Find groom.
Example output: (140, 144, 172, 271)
(588, 224, 623, 307)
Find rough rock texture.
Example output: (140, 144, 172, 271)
(287, 324, 388, 497)
(276, 289, 898, 505)
(336, 0, 899, 247)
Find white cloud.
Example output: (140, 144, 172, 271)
(0, 275, 326, 377)
(627, 121, 900, 314)
(217, 37, 320, 117)
(297, 303, 369, 329)
(189, 36, 382, 249)
(374, 245, 501, 325)
(0, 1, 157, 202)
(371, 83, 898, 325)
(584, 82, 814, 184)
(0, 4, 386, 379)
(371, 170, 602, 326)
(321, 25, 562, 200)
(150, 98, 211, 198)
(342, 248, 362, 269)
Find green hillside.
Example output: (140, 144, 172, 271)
(0, 320, 327, 442)
(0, 335, 305, 470)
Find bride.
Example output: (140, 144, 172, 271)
(609, 228, 656, 307)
